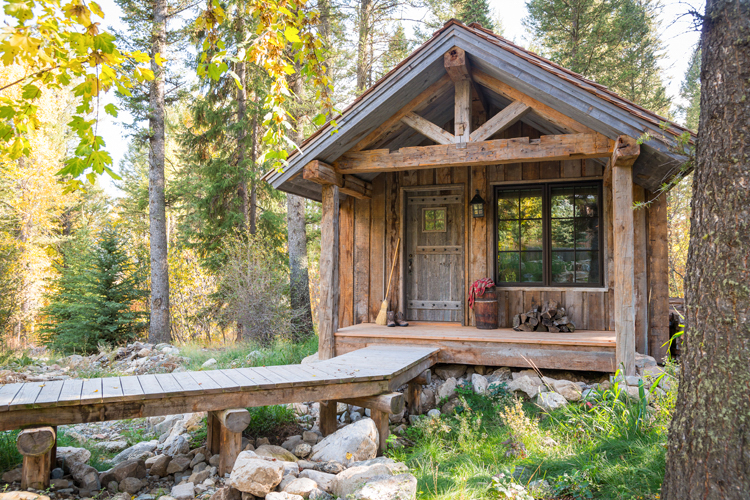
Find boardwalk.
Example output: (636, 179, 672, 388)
(0, 346, 438, 432)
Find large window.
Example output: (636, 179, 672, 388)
(495, 182, 603, 287)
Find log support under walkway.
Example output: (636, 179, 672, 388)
(16, 426, 56, 490)
(207, 408, 251, 476)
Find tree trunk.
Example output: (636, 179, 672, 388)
(355, 0, 372, 92)
(235, 11, 249, 232)
(249, 107, 258, 236)
(662, 1, 750, 498)
(287, 71, 314, 339)
(148, 0, 171, 344)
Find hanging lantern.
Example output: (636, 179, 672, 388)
(470, 190, 485, 218)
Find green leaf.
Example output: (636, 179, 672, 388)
(312, 113, 326, 126)
(104, 103, 118, 117)
(21, 84, 41, 99)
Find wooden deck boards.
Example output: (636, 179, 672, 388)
(0, 346, 438, 431)
(335, 322, 617, 372)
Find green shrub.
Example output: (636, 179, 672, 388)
(0, 431, 21, 473)
(245, 405, 298, 438)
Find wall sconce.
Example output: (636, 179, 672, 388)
(470, 190, 485, 218)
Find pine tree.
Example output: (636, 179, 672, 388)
(41, 227, 148, 354)
(679, 46, 701, 130)
(381, 23, 412, 74)
(524, 0, 670, 114)
(451, 0, 495, 29)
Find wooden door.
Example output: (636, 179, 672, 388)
(405, 187, 465, 322)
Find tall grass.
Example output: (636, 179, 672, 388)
(178, 335, 318, 371)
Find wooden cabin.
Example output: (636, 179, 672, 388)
(264, 21, 694, 376)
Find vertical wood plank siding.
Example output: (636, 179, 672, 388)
(338, 197, 355, 328)
(368, 175, 386, 322)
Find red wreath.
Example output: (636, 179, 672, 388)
(469, 278, 496, 309)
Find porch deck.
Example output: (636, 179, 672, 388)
(335, 322, 617, 372)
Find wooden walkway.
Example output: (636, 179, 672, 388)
(335, 322, 616, 372)
(0, 346, 438, 432)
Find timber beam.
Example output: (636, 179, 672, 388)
(303, 160, 373, 199)
(444, 47, 489, 117)
(334, 133, 615, 174)
(400, 112, 455, 145)
(470, 101, 531, 142)
(611, 135, 640, 376)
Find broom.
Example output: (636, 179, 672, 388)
(376, 237, 401, 325)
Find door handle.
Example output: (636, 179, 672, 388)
(408, 256, 413, 275)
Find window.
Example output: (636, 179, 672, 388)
(495, 182, 603, 287)
(423, 208, 446, 232)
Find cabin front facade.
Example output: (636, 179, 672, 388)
(265, 21, 694, 376)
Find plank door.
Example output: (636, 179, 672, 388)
(405, 188, 465, 322)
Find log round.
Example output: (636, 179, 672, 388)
(17, 426, 56, 456)
(217, 409, 251, 433)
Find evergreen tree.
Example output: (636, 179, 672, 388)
(415, 0, 497, 41)
(41, 227, 148, 354)
(679, 46, 701, 130)
(381, 23, 412, 74)
(451, 0, 495, 29)
(524, 0, 670, 114)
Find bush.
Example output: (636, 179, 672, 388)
(215, 233, 299, 345)
(40, 226, 148, 353)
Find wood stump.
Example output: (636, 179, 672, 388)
(206, 409, 250, 476)
(17, 426, 56, 490)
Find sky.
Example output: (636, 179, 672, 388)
(95, 0, 703, 197)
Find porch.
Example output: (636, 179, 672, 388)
(335, 322, 617, 373)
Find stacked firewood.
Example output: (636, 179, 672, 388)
(512, 300, 576, 333)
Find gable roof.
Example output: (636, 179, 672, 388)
(265, 20, 694, 201)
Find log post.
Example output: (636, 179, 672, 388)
(206, 409, 250, 476)
(339, 393, 403, 455)
(318, 183, 340, 436)
(647, 191, 671, 361)
(611, 136, 640, 376)
(17, 426, 56, 490)
(371, 409, 389, 456)
(406, 382, 422, 415)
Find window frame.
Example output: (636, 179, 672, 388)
(493, 181, 604, 288)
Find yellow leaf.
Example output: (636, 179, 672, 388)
(284, 26, 300, 43)
(346, 452, 353, 460)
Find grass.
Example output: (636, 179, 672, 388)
(388, 372, 677, 500)
(178, 335, 318, 371)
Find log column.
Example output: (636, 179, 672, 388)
(647, 191, 670, 361)
(611, 136, 640, 376)
(17, 426, 56, 490)
(206, 408, 251, 476)
(339, 392, 404, 455)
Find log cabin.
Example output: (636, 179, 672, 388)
(264, 20, 695, 376)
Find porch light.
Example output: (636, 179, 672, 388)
(470, 190, 485, 218)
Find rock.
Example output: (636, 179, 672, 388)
(209, 454, 221, 467)
(189, 469, 211, 484)
(229, 451, 284, 497)
(166, 455, 192, 474)
(552, 379, 582, 401)
(506, 376, 543, 398)
(119, 477, 145, 494)
(162, 434, 190, 456)
(0, 493, 51, 500)
(282, 435, 303, 451)
(536, 392, 568, 411)
(100, 458, 147, 485)
(420, 388, 436, 410)
(351, 473, 418, 500)
(171, 482, 195, 500)
(283, 477, 318, 498)
(50, 478, 71, 488)
(202, 358, 217, 368)
(256, 437, 270, 447)
(146, 454, 171, 476)
(210, 487, 242, 500)
(349, 457, 407, 474)
(255, 444, 298, 462)
(57, 446, 91, 466)
(283, 461, 300, 477)
(312, 461, 344, 475)
(427, 409, 441, 419)
(111, 440, 158, 465)
(301, 353, 319, 364)
(625, 375, 642, 387)
(434, 364, 466, 380)
(331, 464, 392, 498)
(471, 373, 488, 394)
(487, 367, 512, 384)
(190, 453, 206, 467)
(635, 352, 657, 369)
(308, 489, 333, 500)
(96, 440, 129, 453)
(50, 467, 64, 479)
(298, 470, 336, 493)
(292, 442, 312, 458)
(71, 462, 101, 491)
(302, 431, 320, 445)
(194, 461, 208, 473)
(279, 474, 298, 491)
(436, 377, 457, 400)
(441, 397, 460, 415)
(389, 408, 405, 424)
(1, 467, 22, 483)
(310, 418, 378, 465)
(642, 365, 665, 379)
(266, 493, 304, 500)
(350, 411, 363, 422)
(625, 385, 649, 401)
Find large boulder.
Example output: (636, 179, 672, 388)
(330, 464, 392, 498)
(472, 373, 488, 394)
(1, 468, 22, 483)
(166, 454, 191, 474)
(209, 487, 241, 500)
(119, 477, 145, 495)
(228, 451, 284, 497)
(487, 367, 512, 384)
(310, 418, 378, 465)
(255, 444, 298, 462)
(436, 377, 457, 400)
(283, 477, 319, 498)
(171, 482, 195, 500)
(99, 458, 147, 485)
(351, 473, 418, 500)
(146, 454, 171, 476)
(56, 446, 91, 467)
(0, 493, 50, 500)
(349, 457, 408, 474)
(162, 434, 190, 457)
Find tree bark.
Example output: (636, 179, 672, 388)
(148, 0, 171, 343)
(249, 103, 258, 236)
(662, 1, 750, 498)
(355, 0, 372, 92)
(235, 11, 249, 232)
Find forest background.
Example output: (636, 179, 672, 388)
(0, 0, 702, 353)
